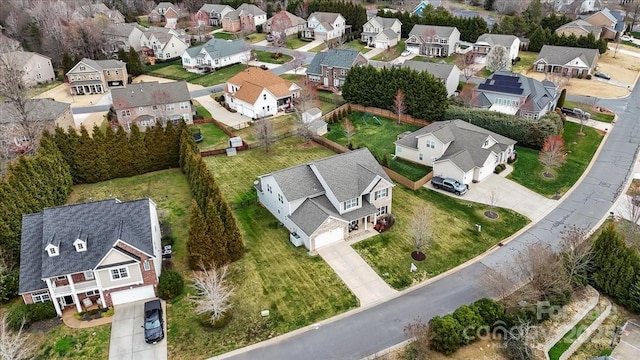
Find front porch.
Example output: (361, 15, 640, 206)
(70, 82, 105, 95)
(46, 275, 107, 316)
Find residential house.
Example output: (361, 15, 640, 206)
(181, 38, 250, 73)
(225, 67, 300, 119)
(0, 33, 21, 53)
(473, 34, 520, 62)
(303, 12, 347, 41)
(400, 60, 461, 97)
(395, 120, 516, 184)
(580, 8, 626, 40)
(139, 29, 189, 60)
(0, 99, 72, 155)
(555, 19, 602, 39)
(222, 4, 267, 33)
(66, 58, 127, 96)
(103, 24, 187, 55)
(196, 4, 235, 27)
(306, 48, 368, 92)
(265, 10, 306, 37)
(111, 81, 193, 130)
(0, 51, 55, 86)
(149, 1, 181, 29)
(18, 198, 162, 316)
(405, 25, 460, 57)
(412, 0, 443, 15)
(532, 45, 599, 78)
(72, 3, 125, 23)
(473, 70, 559, 119)
(255, 149, 394, 252)
(361, 16, 402, 49)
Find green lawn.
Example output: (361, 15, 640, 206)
(508, 122, 604, 197)
(144, 59, 182, 72)
(146, 64, 200, 81)
(564, 100, 615, 123)
(27, 81, 63, 98)
(213, 32, 235, 40)
(412, 55, 456, 64)
(387, 157, 431, 181)
(193, 101, 212, 119)
(192, 123, 229, 150)
(280, 74, 306, 82)
(344, 40, 371, 54)
(233, 115, 298, 144)
(325, 112, 421, 163)
(478, 67, 493, 77)
(354, 186, 529, 289)
(371, 41, 406, 61)
(245, 32, 266, 44)
(285, 37, 308, 49)
(308, 42, 327, 53)
(34, 323, 112, 360)
(548, 307, 602, 360)
(512, 51, 538, 74)
(255, 50, 293, 64)
(136, 17, 150, 28)
(190, 64, 246, 86)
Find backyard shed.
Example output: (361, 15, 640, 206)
(302, 107, 322, 124)
(307, 119, 328, 136)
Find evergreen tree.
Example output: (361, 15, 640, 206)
(557, 89, 567, 109)
(91, 125, 111, 182)
(112, 126, 137, 178)
(628, 275, 640, 313)
(127, 47, 144, 76)
(528, 26, 547, 52)
(74, 126, 94, 184)
(129, 124, 150, 174)
(205, 198, 229, 266)
(146, 125, 168, 172)
(187, 200, 211, 270)
(164, 121, 180, 168)
(117, 48, 128, 62)
(219, 196, 244, 262)
(62, 52, 75, 75)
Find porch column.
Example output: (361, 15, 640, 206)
(66, 274, 83, 313)
(44, 278, 62, 316)
(93, 269, 107, 308)
(364, 216, 368, 231)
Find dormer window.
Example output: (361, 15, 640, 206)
(343, 197, 359, 211)
(74, 238, 87, 252)
(45, 243, 59, 257)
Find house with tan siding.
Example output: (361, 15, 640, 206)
(1, 51, 55, 86)
(66, 58, 127, 95)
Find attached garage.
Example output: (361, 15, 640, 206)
(313, 228, 344, 250)
(110, 285, 155, 306)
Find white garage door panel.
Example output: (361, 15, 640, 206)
(111, 285, 155, 305)
(315, 228, 343, 249)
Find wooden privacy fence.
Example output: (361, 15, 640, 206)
(311, 136, 433, 191)
(348, 104, 431, 127)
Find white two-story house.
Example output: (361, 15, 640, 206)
(303, 12, 346, 41)
(473, 33, 520, 63)
(181, 38, 250, 73)
(225, 67, 300, 119)
(140, 30, 189, 60)
(405, 25, 460, 57)
(18, 198, 163, 316)
(395, 120, 516, 185)
(256, 149, 394, 252)
(361, 16, 402, 49)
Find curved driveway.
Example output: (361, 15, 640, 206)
(213, 85, 640, 359)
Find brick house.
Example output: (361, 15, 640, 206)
(222, 4, 266, 33)
(196, 4, 235, 26)
(306, 48, 368, 92)
(18, 198, 163, 315)
(532, 45, 599, 78)
(111, 81, 193, 130)
(66, 58, 127, 95)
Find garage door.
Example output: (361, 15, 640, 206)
(314, 228, 343, 249)
(110, 285, 156, 306)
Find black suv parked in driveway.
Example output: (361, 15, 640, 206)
(143, 299, 164, 344)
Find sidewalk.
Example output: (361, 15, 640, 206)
(62, 309, 112, 329)
(565, 116, 613, 132)
(297, 40, 323, 52)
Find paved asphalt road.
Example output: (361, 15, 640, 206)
(216, 79, 640, 359)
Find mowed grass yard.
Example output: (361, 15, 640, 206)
(191, 123, 229, 150)
(145, 60, 246, 86)
(33, 322, 112, 360)
(508, 122, 604, 197)
(564, 100, 615, 123)
(255, 50, 293, 64)
(354, 186, 529, 289)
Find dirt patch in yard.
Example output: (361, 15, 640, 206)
(597, 50, 640, 82)
(378, 338, 508, 360)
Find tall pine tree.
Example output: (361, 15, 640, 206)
(187, 200, 211, 270)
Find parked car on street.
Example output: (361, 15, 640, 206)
(143, 299, 164, 344)
(594, 71, 611, 80)
(431, 176, 468, 195)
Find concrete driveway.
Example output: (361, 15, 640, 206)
(109, 299, 167, 360)
(427, 167, 557, 222)
(193, 95, 251, 129)
(611, 320, 640, 360)
(317, 241, 396, 307)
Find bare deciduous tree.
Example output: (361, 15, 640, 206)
(294, 0, 310, 19)
(486, 44, 511, 72)
(254, 117, 275, 153)
(290, 51, 305, 74)
(297, 82, 318, 113)
(559, 224, 592, 287)
(487, 189, 499, 218)
(269, 12, 290, 48)
(151, 90, 172, 126)
(408, 206, 432, 255)
(191, 264, 235, 323)
(0, 313, 36, 360)
(539, 135, 565, 177)
(455, 53, 475, 81)
(403, 317, 431, 356)
(393, 89, 406, 125)
(624, 195, 640, 241)
(343, 118, 355, 147)
(514, 243, 570, 301)
(481, 266, 518, 303)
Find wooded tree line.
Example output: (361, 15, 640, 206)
(52, 123, 181, 184)
(342, 66, 449, 121)
(527, 28, 608, 54)
(179, 128, 244, 269)
(0, 134, 73, 268)
(376, 6, 489, 43)
(287, 0, 368, 31)
(443, 106, 564, 149)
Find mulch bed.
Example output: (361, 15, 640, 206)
(484, 211, 499, 219)
(411, 251, 426, 261)
(26, 318, 62, 333)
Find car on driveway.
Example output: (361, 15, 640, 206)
(594, 71, 611, 80)
(266, 34, 275, 42)
(401, 50, 411, 57)
(143, 299, 164, 344)
(621, 35, 633, 42)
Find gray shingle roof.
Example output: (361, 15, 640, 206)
(0, 99, 69, 125)
(368, 16, 399, 29)
(401, 60, 457, 81)
(79, 58, 126, 72)
(380, 28, 398, 40)
(535, 45, 599, 69)
(475, 33, 518, 48)
(556, 19, 601, 36)
(103, 22, 139, 37)
(237, 3, 266, 16)
(1, 51, 49, 65)
(290, 196, 342, 235)
(185, 38, 248, 58)
(409, 25, 457, 39)
(307, 48, 363, 76)
(272, 165, 324, 201)
(476, 70, 558, 112)
(112, 81, 191, 109)
(19, 198, 154, 294)
(309, 12, 342, 24)
(200, 4, 233, 14)
(396, 120, 516, 172)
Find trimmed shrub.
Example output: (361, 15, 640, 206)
(429, 314, 463, 354)
(7, 302, 57, 330)
(452, 305, 484, 345)
(471, 298, 504, 327)
(161, 235, 175, 247)
(0, 270, 19, 303)
(158, 270, 184, 300)
(586, 74, 592, 80)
